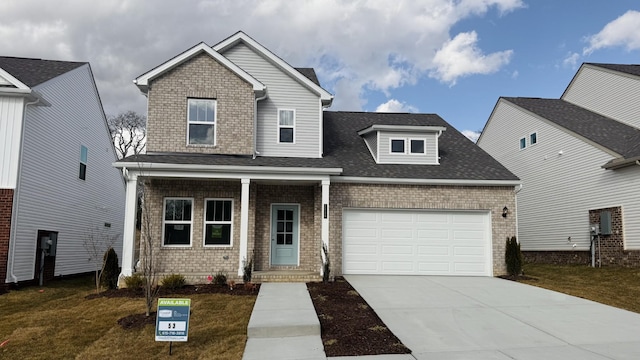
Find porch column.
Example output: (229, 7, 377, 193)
(238, 178, 250, 277)
(321, 179, 330, 275)
(118, 174, 138, 283)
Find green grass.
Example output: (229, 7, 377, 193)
(0, 276, 256, 359)
(521, 263, 640, 313)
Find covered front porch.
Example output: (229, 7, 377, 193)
(115, 160, 341, 284)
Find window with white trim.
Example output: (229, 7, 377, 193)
(278, 109, 295, 143)
(390, 138, 405, 153)
(79, 145, 88, 180)
(530, 132, 537, 145)
(519, 137, 526, 150)
(409, 139, 426, 154)
(163, 198, 193, 246)
(188, 99, 216, 145)
(204, 199, 233, 246)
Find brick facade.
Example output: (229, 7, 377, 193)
(589, 206, 640, 266)
(146, 52, 255, 155)
(523, 251, 590, 265)
(0, 189, 13, 290)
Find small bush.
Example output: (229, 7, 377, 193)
(322, 243, 331, 283)
(123, 273, 145, 289)
(161, 274, 186, 291)
(101, 247, 120, 290)
(505, 236, 523, 276)
(243, 257, 253, 283)
(213, 271, 227, 286)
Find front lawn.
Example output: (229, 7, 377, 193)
(520, 263, 640, 313)
(0, 276, 256, 359)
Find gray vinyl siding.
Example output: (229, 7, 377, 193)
(378, 131, 439, 165)
(563, 66, 640, 129)
(362, 132, 378, 162)
(0, 96, 24, 188)
(10, 65, 125, 282)
(223, 44, 322, 158)
(479, 99, 640, 251)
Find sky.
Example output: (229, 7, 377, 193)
(1, 0, 639, 141)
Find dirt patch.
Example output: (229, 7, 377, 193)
(307, 277, 411, 357)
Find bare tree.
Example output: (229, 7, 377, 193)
(107, 111, 147, 159)
(139, 177, 161, 317)
(83, 228, 120, 294)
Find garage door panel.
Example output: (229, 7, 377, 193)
(344, 209, 491, 276)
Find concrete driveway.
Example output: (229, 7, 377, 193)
(345, 275, 640, 360)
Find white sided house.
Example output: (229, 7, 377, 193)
(478, 63, 640, 266)
(0, 57, 125, 288)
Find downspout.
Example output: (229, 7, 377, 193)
(252, 90, 268, 159)
(8, 97, 40, 283)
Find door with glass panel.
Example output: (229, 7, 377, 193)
(270, 204, 299, 265)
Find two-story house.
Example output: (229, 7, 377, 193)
(116, 31, 520, 284)
(478, 63, 640, 267)
(0, 57, 125, 289)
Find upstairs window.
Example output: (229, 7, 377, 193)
(410, 139, 426, 154)
(390, 139, 405, 153)
(530, 132, 538, 145)
(188, 99, 216, 145)
(163, 198, 193, 246)
(278, 109, 295, 143)
(204, 199, 233, 246)
(79, 145, 88, 180)
(519, 137, 526, 150)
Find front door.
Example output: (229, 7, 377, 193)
(271, 204, 299, 266)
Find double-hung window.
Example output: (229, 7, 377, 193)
(188, 99, 216, 145)
(204, 199, 233, 246)
(278, 109, 295, 143)
(79, 145, 88, 180)
(163, 198, 193, 246)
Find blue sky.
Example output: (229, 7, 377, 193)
(1, 0, 639, 141)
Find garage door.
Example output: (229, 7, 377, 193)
(343, 209, 491, 276)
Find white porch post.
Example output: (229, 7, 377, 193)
(238, 178, 250, 277)
(321, 179, 330, 275)
(119, 174, 138, 283)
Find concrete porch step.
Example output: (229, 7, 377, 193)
(252, 270, 322, 283)
(247, 283, 321, 338)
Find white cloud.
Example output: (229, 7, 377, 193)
(462, 130, 481, 143)
(375, 99, 418, 113)
(584, 10, 640, 55)
(563, 52, 581, 68)
(511, 70, 519, 79)
(0, 0, 524, 114)
(429, 31, 513, 85)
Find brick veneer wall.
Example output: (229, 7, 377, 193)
(523, 251, 590, 265)
(328, 183, 517, 276)
(141, 179, 256, 283)
(0, 189, 13, 290)
(588, 206, 640, 266)
(146, 52, 255, 155)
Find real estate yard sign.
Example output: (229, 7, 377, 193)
(155, 298, 191, 342)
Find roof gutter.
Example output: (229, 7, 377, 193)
(602, 156, 640, 170)
(331, 176, 522, 187)
(253, 90, 268, 159)
(113, 161, 343, 176)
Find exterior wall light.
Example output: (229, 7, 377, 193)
(502, 206, 509, 218)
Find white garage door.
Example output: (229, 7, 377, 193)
(343, 209, 492, 276)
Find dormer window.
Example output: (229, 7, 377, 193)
(188, 98, 216, 145)
(390, 139, 405, 153)
(278, 109, 295, 143)
(410, 139, 425, 154)
(358, 124, 446, 165)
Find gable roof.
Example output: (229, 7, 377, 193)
(213, 31, 333, 106)
(134, 42, 265, 94)
(503, 97, 640, 167)
(0, 56, 85, 87)
(295, 68, 320, 86)
(587, 63, 640, 78)
(119, 111, 518, 184)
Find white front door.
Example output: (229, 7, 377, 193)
(271, 204, 299, 266)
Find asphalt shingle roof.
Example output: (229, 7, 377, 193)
(588, 63, 640, 78)
(504, 97, 640, 159)
(0, 56, 85, 87)
(294, 68, 320, 86)
(122, 111, 518, 181)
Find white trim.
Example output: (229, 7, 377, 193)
(277, 108, 296, 144)
(358, 124, 447, 136)
(203, 198, 234, 247)
(187, 98, 217, 146)
(269, 203, 301, 267)
(408, 138, 426, 155)
(389, 137, 406, 154)
(321, 180, 330, 275)
(114, 162, 342, 175)
(318, 99, 323, 157)
(213, 31, 333, 105)
(119, 178, 138, 279)
(0, 67, 30, 90)
(332, 176, 522, 187)
(239, 178, 250, 276)
(162, 197, 194, 247)
(519, 137, 527, 150)
(529, 131, 538, 146)
(134, 42, 265, 94)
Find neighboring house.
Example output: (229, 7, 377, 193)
(115, 31, 519, 284)
(478, 63, 640, 266)
(0, 57, 125, 289)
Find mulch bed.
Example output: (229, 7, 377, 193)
(307, 277, 411, 357)
(86, 283, 259, 330)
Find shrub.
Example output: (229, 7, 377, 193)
(213, 271, 227, 286)
(505, 236, 523, 276)
(161, 274, 186, 291)
(101, 247, 120, 290)
(124, 273, 145, 289)
(322, 243, 331, 283)
(243, 257, 253, 283)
